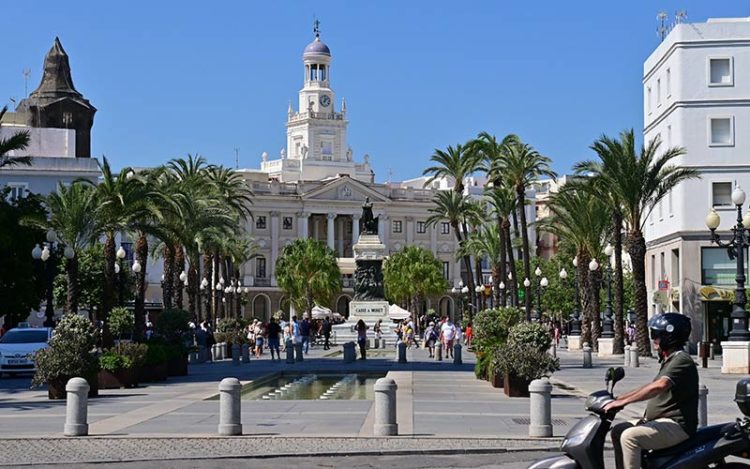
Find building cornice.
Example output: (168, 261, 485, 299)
(644, 98, 750, 134)
(644, 39, 750, 81)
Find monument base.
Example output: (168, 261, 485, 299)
(567, 335, 581, 351)
(597, 338, 614, 356)
(721, 341, 750, 374)
(333, 300, 390, 344)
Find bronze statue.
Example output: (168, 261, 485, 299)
(361, 197, 379, 235)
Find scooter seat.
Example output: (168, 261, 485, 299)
(647, 423, 733, 459)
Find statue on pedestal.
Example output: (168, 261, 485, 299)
(361, 197, 379, 235)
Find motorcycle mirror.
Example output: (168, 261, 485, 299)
(613, 367, 625, 384)
(605, 367, 615, 384)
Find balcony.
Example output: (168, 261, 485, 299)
(254, 278, 271, 287)
(288, 111, 345, 123)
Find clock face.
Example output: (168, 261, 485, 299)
(320, 95, 331, 107)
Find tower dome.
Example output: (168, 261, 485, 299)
(303, 37, 331, 57)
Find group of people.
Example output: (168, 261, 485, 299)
(421, 317, 471, 359)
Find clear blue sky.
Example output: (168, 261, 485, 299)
(3, 1, 749, 181)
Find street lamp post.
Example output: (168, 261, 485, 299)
(215, 280, 223, 321)
(569, 256, 582, 335)
(498, 281, 506, 307)
(706, 186, 750, 341)
(507, 272, 514, 307)
(475, 284, 484, 314)
(460, 283, 469, 323)
(31, 230, 73, 327)
(601, 244, 615, 339)
(523, 277, 531, 321)
(200, 278, 210, 323)
(533, 266, 547, 322)
(116, 245, 126, 306)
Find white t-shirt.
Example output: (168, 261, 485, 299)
(441, 322, 456, 340)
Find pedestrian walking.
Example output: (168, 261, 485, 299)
(300, 316, 311, 354)
(267, 317, 282, 360)
(423, 321, 437, 358)
(322, 316, 332, 350)
(440, 316, 456, 359)
(356, 319, 368, 360)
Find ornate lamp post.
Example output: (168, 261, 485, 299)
(32, 230, 73, 326)
(507, 271, 515, 306)
(215, 280, 223, 321)
(569, 256, 582, 335)
(475, 284, 484, 314)
(601, 244, 615, 339)
(116, 245, 127, 306)
(706, 186, 750, 341)
(498, 281, 506, 307)
(200, 277, 210, 323)
(451, 286, 459, 321)
(523, 277, 531, 321)
(460, 283, 469, 323)
(533, 266, 548, 322)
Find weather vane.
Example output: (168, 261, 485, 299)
(313, 18, 320, 38)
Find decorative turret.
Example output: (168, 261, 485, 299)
(16, 37, 96, 158)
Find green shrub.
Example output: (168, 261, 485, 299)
(492, 322, 559, 381)
(143, 342, 168, 366)
(117, 342, 147, 368)
(507, 322, 552, 352)
(472, 307, 524, 352)
(99, 351, 133, 372)
(155, 309, 191, 344)
(33, 314, 100, 387)
(109, 307, 135, 340)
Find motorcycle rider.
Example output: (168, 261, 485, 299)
(603, 312, 698, 469)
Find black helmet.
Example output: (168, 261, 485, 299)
(648, 313, 691, 350)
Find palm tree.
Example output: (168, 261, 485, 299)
(537, 187, 611, 348)
(275, 239, 342, 320)
(575, 130, 699, 356)
(484, 184, 519, 307)
(0, 106, 32, 169)
(494, 139, 557, 320)
(426, 191, 483, 299)
(459, 223, 503, 307)
(423, 143, 482, 193)
(28, 183, 99, 314)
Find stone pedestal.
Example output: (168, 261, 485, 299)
(721, 341, 750, 374)
(567, 335, 581, 351)
(597, 338, 614, 357)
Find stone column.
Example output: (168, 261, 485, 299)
(297, 211, 309, 238)
(337, 217, 345, 256)
(327, 213, 336, 250)
(379, 214, 389, 246)
(405, 216, 414, 245)
(352, 214, 361, 244)
(270, 212, 280, 286)
(313, 217, 321, 241)
(430, 224, 438, 255)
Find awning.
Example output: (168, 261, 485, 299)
(699, 286, 735, 302)
(388, 304, 411, 320)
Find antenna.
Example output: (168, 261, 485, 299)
(675, 10, 687, 25)
(22, 68, 31, 97)
(387, 168, 393, 184)
(313, 17, 321, 38)
(657, 11, 669, 41)
(234, 148, 240, 169)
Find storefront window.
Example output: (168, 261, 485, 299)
(701, 247, 748, 285)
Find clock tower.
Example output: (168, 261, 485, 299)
(263, 22, 372, 183)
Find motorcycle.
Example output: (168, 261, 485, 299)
(528, 367, 750, 468)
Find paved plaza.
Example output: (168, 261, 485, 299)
(0, 342, 744, 466)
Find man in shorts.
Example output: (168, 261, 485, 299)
(440, 316, 456, 359)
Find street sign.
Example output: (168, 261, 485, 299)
(658, 280, 670, 291)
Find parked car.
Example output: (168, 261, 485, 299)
(0, 327, 53, 377)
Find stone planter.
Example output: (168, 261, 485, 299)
(489, 370, 504, 388)
(98, 368, 139, 389)
(503, 373, 531, 398)
(139, 362, 168, 382)
(166, 354, 188, 377)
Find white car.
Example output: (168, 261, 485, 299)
(0, 327, 52, 377)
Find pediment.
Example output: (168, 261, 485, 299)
(302, 177, 389, 203)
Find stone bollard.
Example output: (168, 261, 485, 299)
(373, 377, 398, 436)
(436, 342, 443, 361)
(218, 378, 242, 436)
(232, 344, 241, 366)
(373, 338, 380, 349)
(582, 343, 592, 369)
(380, 339, 386, 349)
(397, 341, 408, 363)
(217, 343, 226, 360)
(630, 346, 640, 368)
(295, 342, 304, 362)
(550, 343, 557, 358)
(343, 342, 356, 363)
(64, 377, 89, 436)
(241, 344, 250, 364)
(699, 384, 709, 428)
(529, 378, 553, 437)
(624, 345, 631, 367)
(285, 339, 295, 364)
(453, 343, 463, 364)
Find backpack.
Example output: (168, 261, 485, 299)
(428, 328, 438, 341)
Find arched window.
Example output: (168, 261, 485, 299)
(335, 295, 351, 319)
(252, 294, 270, 321)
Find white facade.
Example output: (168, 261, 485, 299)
(643, 17, 750, 344)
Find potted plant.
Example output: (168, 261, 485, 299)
(155, 309, 192, 376)
(33, 314, 100, 399)
(472, 307, 524, 385)
(494, 322, 559, 397)
(98, 343, 147, 388)
(139, 341, 168, 382)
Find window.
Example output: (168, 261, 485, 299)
(6, 183, 28, 201)
(660, 252, 666, 281)
(709, 58, 733, 86)
(392, 220, 402, 233)
(321, 139, 333, 160)
(282, 217, 293, 230)
(712, 182, 732, 207)
(710, 117, 733, 146)
(702, 247, 748, 285)
(651, 255, 656, 289)
(255, 216, 267, 230)
(647, 86, 652, 114)
(666, 68, 671, 96)
(256, 257, 267, 278)
(416, 221, 426, 234)
(667, 125, 672, 147)
(441, 222, 450, 234)
(657, 78, 662, 106)
(671, 249, 680, 287)
(442, 261, 450, 280)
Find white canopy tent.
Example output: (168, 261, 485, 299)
(388, 304, 411, 320)
(310, 305, 342, 320)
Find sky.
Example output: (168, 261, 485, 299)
(3, 1, 750, 182)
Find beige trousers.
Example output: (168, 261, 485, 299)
(611, 418, 689, 469)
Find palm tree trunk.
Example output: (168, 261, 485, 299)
(102, 233, 116, 347)
(452, 222, 476, 303)
(578, 251, 592, 346)
(65, 255, 79, 315)
(626, 229, 651, 357)
(162, 244, 175, 308)
(134, 233, 148, 342)
(474, 253, 483, 313)
(202, 254, 213, 322)
(504, 224, 518, 306)
(187, 261, 198, 320)
(590, 267, 602, 352)
(213, 251, 220, 320)
(512, 208, 522, 261)
(497, 217, 507, 307)
(174, 245, 185, 309)
(460, 220, 476, 306)
(516, 186, 532, 321)
(613, 211, 625, 354)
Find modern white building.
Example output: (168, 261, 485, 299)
(643, 17, 750, 347)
